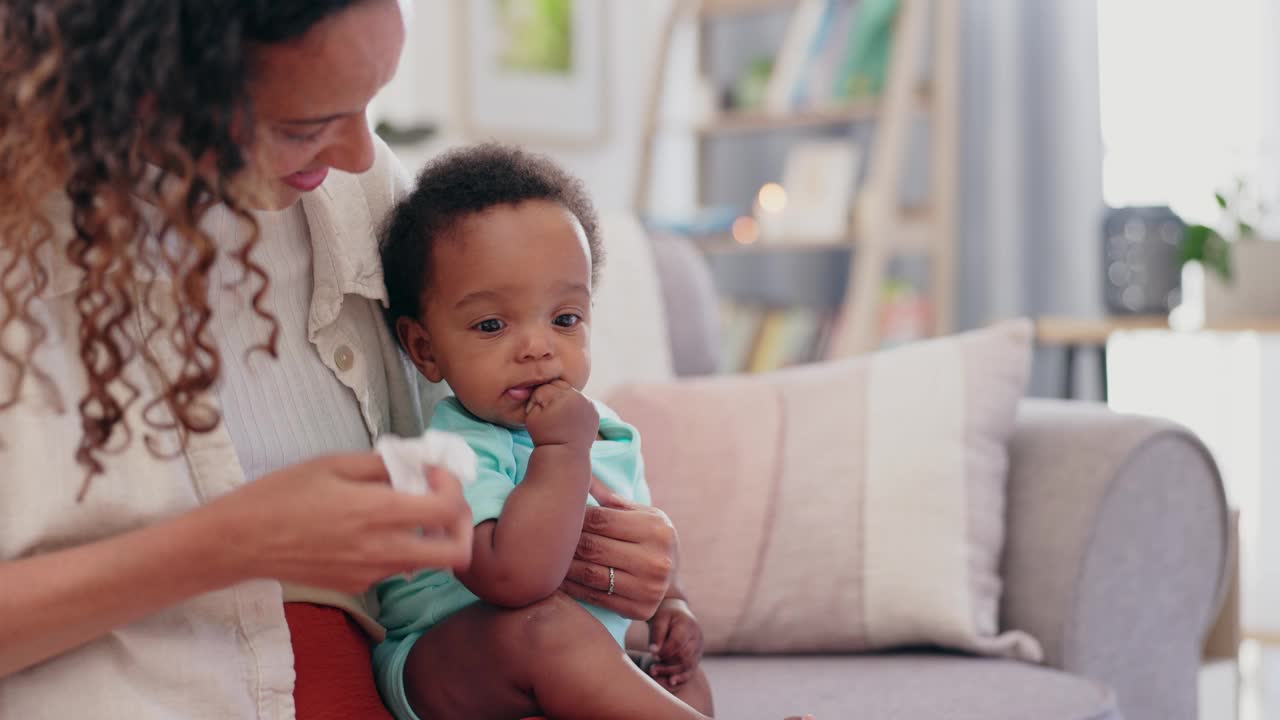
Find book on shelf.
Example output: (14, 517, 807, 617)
(745, 310, 792, 373)
(719, 302, 837, 374)
(788, 0, 844, 109)
(773, 307, 827, 370)
(878, 278, 931, 348)
(763, 0, 827, 113)
(811, 311, 841, 360)
(821, 278, 932, 357)
(835, 0, 900, 99)
(761, 0, 900, 115)
(718, 289, 930, 372)
(799, 0, 859, 108)
(719, 301, 767, 374)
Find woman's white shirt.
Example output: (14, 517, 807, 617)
(0, 138, 443, 720)
(208, 200, 372, 482)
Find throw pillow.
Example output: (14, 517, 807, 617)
(605, 320, 1043, 661)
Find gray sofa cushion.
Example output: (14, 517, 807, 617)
(648, 232, 722, 377)
(703, 654, 1121, 720)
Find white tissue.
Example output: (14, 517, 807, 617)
(375, 430, 477, 495)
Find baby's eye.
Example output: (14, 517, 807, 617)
(474, 319, 505, 333)
(553, 314, 580, 328)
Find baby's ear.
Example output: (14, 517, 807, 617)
(396, 316, 444, 383)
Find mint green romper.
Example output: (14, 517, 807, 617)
(372, 396, 650, 720)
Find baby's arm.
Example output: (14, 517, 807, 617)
(457, 381, 599, 608)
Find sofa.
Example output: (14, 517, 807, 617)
(587, 216, 1232, 720)
(697, 401, 1228, 720)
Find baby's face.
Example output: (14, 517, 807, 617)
(415, 199, 593, 429)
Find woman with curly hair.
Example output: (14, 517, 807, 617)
(0, 1, 682, 718)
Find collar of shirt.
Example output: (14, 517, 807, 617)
(301, 160, 390, 335)
(33, 155, 397, 318)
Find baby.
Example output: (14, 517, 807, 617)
(373, 144, 713, 720)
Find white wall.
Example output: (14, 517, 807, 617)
(375, 0, 697, 216)
(1108, 330, 1280, 637)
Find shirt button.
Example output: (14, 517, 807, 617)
(333, 345, 355, 372)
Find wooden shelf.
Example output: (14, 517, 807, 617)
(698, 0, 799, 19)
(892, 210, 936, 252)
(694, 232, 851, 252)
(693, 208, 933, 255)
(1035, 315, 1170, 346)
(638, 0, 957, 356)
(697, 84, 930, 136)
(1035, 314, 1280, 346)
(701, 240, 852, 254)
(703, 243, 852, 310)
(697, 102, 880, 135)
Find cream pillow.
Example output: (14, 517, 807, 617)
(583, 212, 675, 397)
(605, 320, 1043, 661)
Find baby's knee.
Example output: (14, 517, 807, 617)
(499, 593, 596, 657)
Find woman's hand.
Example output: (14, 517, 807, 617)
(204, 452, 473, 594)
(0, 452, 472, 678)
(558, 478, 678, 620)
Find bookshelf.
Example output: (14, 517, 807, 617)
(635, 0, 959, 371)
(696, 81, 930, 135)
(699, 0, 801, 18)
(697, 101, 882, 135)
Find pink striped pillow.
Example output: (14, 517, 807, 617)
(606, 320, 1042, 660)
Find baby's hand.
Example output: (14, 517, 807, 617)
(647, 598, 705, 688)
(524, 380, 599, 448)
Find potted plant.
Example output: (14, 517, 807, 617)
(1180, 179, 1257, 283)
(1178, 179, 1280, 326)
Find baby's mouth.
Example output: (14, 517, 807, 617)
(504, 379, 554, 403)
(505, 386, 534, 402)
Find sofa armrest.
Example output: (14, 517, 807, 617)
(1001, 399, 1230, 720)
(648, 232, 722, 377)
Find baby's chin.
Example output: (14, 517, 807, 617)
(455, 397, 527, 431)
(490, 414, 528, 431)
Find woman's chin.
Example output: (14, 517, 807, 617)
(255, 184, 302, 211)
(228, 172, 302, 211)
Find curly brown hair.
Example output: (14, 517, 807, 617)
(0, 0, 364, 498)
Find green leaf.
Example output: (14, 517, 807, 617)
(1216, 192, 1229, 209)
(1181, 224, 1233, 283)
(1238, 220, 1256, 237)
(1181, 224, 1212, 264)
(1205, 230, 1233, 283)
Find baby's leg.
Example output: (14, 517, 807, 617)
(401, 595, 704, 719)
(403, 593, 710, 720)
(664, 668, 714, 716)
(633, 651, 714, 716)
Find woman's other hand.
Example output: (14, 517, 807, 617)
(204, 453, 473, 593)
(558, 477, 677, 620)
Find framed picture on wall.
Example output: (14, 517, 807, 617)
(458, 0, 609, 147)
(756, 139, 861, 244)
